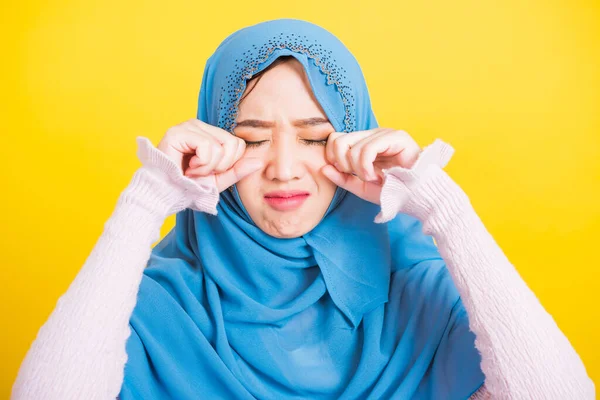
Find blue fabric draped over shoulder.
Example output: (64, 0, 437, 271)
(118, 18, 485, 400)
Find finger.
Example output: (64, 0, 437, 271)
(325, 131, 344, 165)
(353, 129, 419, 181)
(331, 130, 373, 173)
(186, 118, 211, 132)
(157, 135, 183, 164)
(214, 137, 246, 174)
(181, 119, 205, 134)
(170, 130, 214, 173)
(188, 135, 213, 168)
(188, 136, 238, 169)
(214, 157, 264, 192)
(321, 165, 382, 205)
(186, 134, 223, 176)
(189, 119, 242, 173)
(186, 144, 215, 172)
(214, 136, 241, 173)
(348, 129, 395, 181)
(189, 118, 235, 144)
(232, 137, 246, 163)
(393, 132, 422, 169)
(158, 127, 202, 168)
(189, 154, 203, 168)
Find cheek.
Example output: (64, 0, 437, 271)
(317, 174, 337, 197)
(236, 170, 262, 204)
(303, 146, 328, 168)
(302, 149, 336, 192)
(308, 166, 337, 198)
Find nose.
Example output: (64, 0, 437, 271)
(264, 134, 304, 182)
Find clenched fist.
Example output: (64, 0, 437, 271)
(157, 119, 263, 192)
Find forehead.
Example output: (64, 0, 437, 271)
(237, 60, 326, 118)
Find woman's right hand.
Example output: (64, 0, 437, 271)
(157, 119, 263, 192)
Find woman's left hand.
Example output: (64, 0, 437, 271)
(321, 128, 422, 205)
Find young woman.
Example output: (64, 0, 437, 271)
(11, 18, 595, 399)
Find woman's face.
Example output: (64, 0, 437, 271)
(234, 58, 338, 238)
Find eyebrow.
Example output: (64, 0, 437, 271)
(235, 117, 330, 128)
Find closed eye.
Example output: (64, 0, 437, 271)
(301, 139, 327, 146)
(244, 140, 269, 148)
(244, 139, 328, 148)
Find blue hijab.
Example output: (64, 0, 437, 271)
(119, 19, 485, 399)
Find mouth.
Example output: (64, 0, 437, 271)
(264, 191, 310, 211)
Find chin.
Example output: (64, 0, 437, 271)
(258, 214, 317, 239)
(270, 230, 304, 239)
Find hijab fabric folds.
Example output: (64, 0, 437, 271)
(119, 19, 485, 399)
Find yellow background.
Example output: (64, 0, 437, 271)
(1, 0, 599, 397)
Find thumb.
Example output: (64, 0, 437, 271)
(322, 164, 382, 204)
(321, 164, 345, 186)
(214, 157, 264, 192)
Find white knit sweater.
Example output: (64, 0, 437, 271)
(10, 137, 595, 399)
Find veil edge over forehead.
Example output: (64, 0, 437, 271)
(196, 18, 378, 135)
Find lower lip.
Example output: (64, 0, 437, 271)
(264, 194, 310, 211)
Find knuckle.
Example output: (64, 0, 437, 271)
(334, 133, 347, 144)
(180, 120, 194, 130)
(331, 135, 342, 147)
(225, 139, 238, 153)
(334, 139, 346, 155)
(197, 148, 210, 162)
(329, 132, 342, 142)
(165, 126, 179, 137)
(332, 142, 340, 155)
(236, 137, 246, 148)
(359, 150, 369, 165)
(182, 121, 196, 130)
(195, 137, 207, 149)
(376, 128, 391, 136)
(213, 144, 224, 157)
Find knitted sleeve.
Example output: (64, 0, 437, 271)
(375, 139, 595, 399)
(11, 138, 219, 400)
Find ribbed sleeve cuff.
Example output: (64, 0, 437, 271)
(127, 136, 220, 216)
(375, 139, 470, 232)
